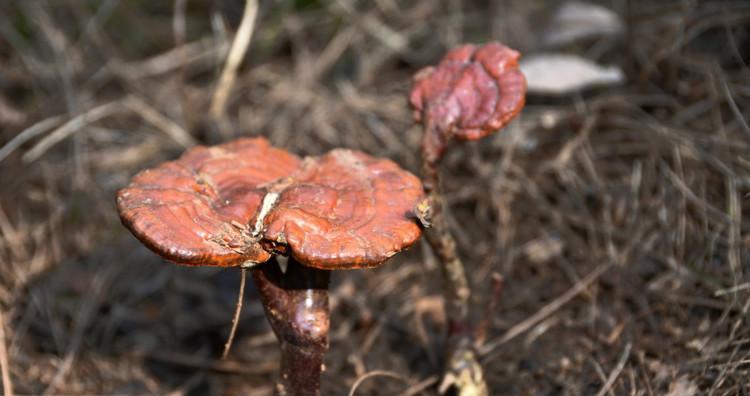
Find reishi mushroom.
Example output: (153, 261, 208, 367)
(116, 137, 425, 396)
(409, 42, 527, 394)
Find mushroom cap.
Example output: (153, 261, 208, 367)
(117, 137, 299, 267)
(410, 42, 527, 141)
(263, 149, 425, 270)
(117, 138, 425, 269)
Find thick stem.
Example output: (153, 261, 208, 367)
(252, 258, 330, 396)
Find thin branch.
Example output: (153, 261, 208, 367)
(0, 310, 14, 396)
(22, 96, 194, 163)
(395, 375, 439, 396)
(222, 268, 247, 359)
(719, 76, 750, 137)
(210, 0, 259, 118)
(595, 342, 632, 396)
(348, 370, 410, 396)
(475, 272, 503, 346)
(123, 96, 195, 147)
(23, 101, 122, 163)
(44, 267, 115, 394)
(480, 264, 611, 359)
(0, 115, 64, 164)
(113, 37, 228, 80)
(141, 350, 276, 375)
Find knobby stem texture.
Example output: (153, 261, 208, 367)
(252, 258, 331, 396)
(422, 122, 488, 396)
(421, 122, 471, 336)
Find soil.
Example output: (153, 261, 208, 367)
(0, 1, 748, 395)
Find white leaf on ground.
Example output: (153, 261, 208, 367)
(665, 376, 698, 396)
(523, 236, 564, 264)
(543, 1, 624, 46)
(521, 54, 624, 95)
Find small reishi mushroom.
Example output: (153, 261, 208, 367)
(411, 42, 526, 180)
(409, 42, 527, 395)
(116, 137, 425, 396)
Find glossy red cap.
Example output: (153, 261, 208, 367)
(117, 138, 425, 269)
(410, 43, 526, 160)
(117, 138, 299, 267)
(263, 149, 425, 269)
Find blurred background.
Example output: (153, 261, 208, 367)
(0, 0, 749, 394)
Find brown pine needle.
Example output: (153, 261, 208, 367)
(222, 268, 247, 360)
(480, 264, 611, 360)
(348, 370, 409, 396)
(595, 342, 632, 396)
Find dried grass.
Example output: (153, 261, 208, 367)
(0, 0, 748, 394)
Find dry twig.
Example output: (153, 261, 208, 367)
(210, 0, 259, 118)
(348, 370, 410, 396)
(222, 268, 247, 360)
(480, 264, 612, 359)
(595, 342, 632, 396)
(0, 310, 13, 396)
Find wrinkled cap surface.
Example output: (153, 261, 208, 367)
(117, 138, 425, 269)
(117, 138, 299, 266)
(263, 149, 425, 269)
(410, 42, 527, 141)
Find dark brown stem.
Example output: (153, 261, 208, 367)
(252, 258, 330, 396)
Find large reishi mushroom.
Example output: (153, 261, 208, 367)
(262, 149, 423, 269)
(116, 137, 425, 396)
(409, 42, 527, 395)
(117, 137, 299, 267)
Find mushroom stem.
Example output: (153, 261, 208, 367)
(421, 122, 488, 396)
(252, 257, 330, 396)
(421, 122, 471, 337)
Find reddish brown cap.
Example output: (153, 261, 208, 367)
(117, 137, 300, 267)
(117, 139, 425, 270)
(410, 42, 526, 147)
(262, 149, 425, 270)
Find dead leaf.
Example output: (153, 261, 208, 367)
(521, 54, 624, 95)
(523, 236, 564, 264)
(666, 376, 698, 396)
(543, 2, 623, 47)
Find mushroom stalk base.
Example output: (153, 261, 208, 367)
(252, 258, 330, 396)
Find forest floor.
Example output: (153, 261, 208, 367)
(0, 1, 748, 395)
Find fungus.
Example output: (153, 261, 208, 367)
(116, 137, 425, 395)
(411, 42, 526, 172)
(409, 42, 527, 395)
